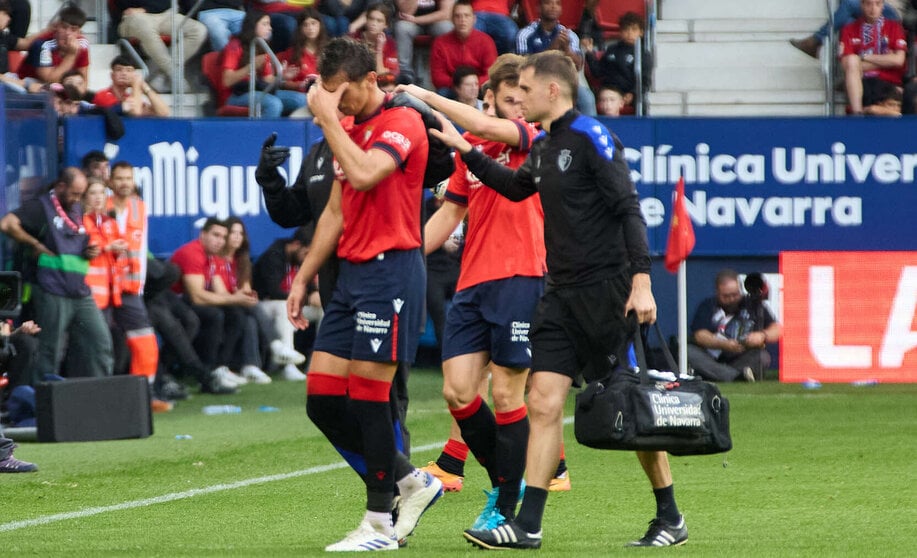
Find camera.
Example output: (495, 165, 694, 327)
(735, 272, 769, 344)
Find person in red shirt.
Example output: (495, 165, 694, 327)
(92, 55, 170, 117)
(18, 4, 89, 86)
(286, 38, 441, 552)
(349, 3, 400, 86)
(278, 8, 328, 93)
(429, 0, 496, 96)
(399, 54, 550, 527)
(839, 0, 907, 115)
(222, 11, 307, 117)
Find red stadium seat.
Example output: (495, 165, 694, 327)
(200, 51, 249, 117)
(594, 0, 647, 39)
(7, 50, 24, 75)
(519, 0, 585, 30)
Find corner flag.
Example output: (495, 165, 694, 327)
(664, 177, 695, 274)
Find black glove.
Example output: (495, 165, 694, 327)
(384, 92, 442, 133)
(255, 132, 291, 185)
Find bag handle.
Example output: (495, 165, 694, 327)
(630, 315, 679, 375)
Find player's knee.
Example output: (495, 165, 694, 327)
(442, 381, 474, 409)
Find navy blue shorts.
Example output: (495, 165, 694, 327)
(441, 275, 544, 368)
(314, 249, 426, 363)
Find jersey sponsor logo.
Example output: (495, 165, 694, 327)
(370, 338, 383, 353)
(316, 155, 325, 168)
(381, 130, 412, 151)
(392, 298, 404, 314)
(557, 149, 572, 172)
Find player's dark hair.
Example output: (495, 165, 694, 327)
(521, 50, 577, 100)
(488, 53, 524, 93)
(57, 3, 87, 28)
(318, 37, 376, 81)
(619, 11, 644, 32)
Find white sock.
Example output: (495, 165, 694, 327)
(364, 510, 395, 537)
(396, 468, 427, 496)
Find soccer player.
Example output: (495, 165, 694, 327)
(397, 53, 546, 528)
(285, 38, 442, 552)
(433, 50, 687, 549)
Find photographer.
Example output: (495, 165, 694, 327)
(687, 269, 782, 382)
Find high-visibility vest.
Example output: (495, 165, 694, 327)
(107, 196, 148, 295)
(83, 212, 125, 309)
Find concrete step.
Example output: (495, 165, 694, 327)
(655, 41, 821, 68)
(649, 101, 828, 117)
(661, 0, 826, 20)
(654, 66, 824, 91)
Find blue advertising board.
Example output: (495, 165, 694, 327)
(62, 116, 917, 258)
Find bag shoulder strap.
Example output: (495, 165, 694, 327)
(631, 318, 679, 375)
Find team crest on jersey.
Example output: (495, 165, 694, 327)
(316, 155, 325, 168)
(557, 149, 572, 172)
(392, 298, 404, 313)
(370, 338, 382, 353)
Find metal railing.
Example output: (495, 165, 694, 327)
(824, 0, 837, 116)
(636, 0, 658, 117)
(247, 37, 284, 118)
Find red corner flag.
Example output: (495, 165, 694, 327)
(664, 177, 695, 273)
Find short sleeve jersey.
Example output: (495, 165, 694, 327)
(472, 0, 509, 15)
(840, 18, 907, 84)
(278, 47, 319, 82)
(445, 119, 546, 291)
(170, 239, 224, 294)
(19, 36, 90, 80)
(334, 104, 428, 262)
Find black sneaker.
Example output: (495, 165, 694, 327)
(463, 519, 542, 550)
(627, 516, 688, 547)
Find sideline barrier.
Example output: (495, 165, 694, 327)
(61, 116, 917, 256)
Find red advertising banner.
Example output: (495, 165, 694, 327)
(780, 251, 917, 383)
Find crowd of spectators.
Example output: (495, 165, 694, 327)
(0, 0, 664, 118)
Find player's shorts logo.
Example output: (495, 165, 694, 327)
(370, 338, 383, 353)
(558, 149, 572, 173)
(392, 298, 404, 314)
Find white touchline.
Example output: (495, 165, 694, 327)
(1, 417, 575, 534)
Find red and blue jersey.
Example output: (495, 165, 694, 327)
(445, 119, 546, 291)
(335, 103, 428, 263)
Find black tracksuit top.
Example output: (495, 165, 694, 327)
(461, 109, 651, 288)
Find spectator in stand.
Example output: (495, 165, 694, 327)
(0, 167, 113, 379)
(429, 0, 496, 98)
(17, 4, 89, 88)
(864, 78, 903, 115)
(81, 150, 110, 182)
(791, 0, 900, 59)
(585, 12, 651, 111)
(222, 11, 307, 118)
(595, 85, 625, 117)
(471, 0, 517, 55)
(248, 0, 305, 52)
(113, 0, 207, 93)
(81, 176, 171, 412)
(194, 0, 245, 52)
(144, 257, 238, 395)
(319, 0, 370, 37)
(279, 8, 328, 94)
(516, 0, 595, 115)
(252, 226, 318, 380)
(0, 0, 48, 93)
(577, 0, 604, 51)
(839, 0, 907, 115)
(6, 0, 27, 39)
(451, 65, 482, 109)
(350, 3, 400, 85)
(221, 216, 304, 383)
(171, 217, 256, 389)
(93, 55, 170, 117)
(393, 0, 454, 85)
(61, 70, 96, 102)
